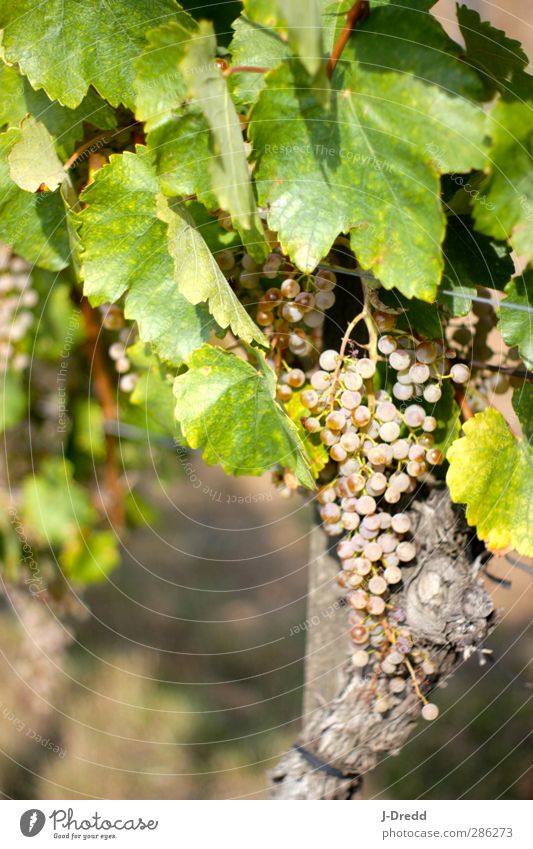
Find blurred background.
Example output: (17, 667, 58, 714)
(0, 0, 532, 801)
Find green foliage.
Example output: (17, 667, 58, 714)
(472, 77, 533, 259)
(512, 384, 533, 443)
(499, 272, 533, 369)
(440, 215, 513, 316)
(79, 147, 214, 364)
(174, 345, 314, 486)
(179, 21, 268, 260)
(0, 129, 70, 269)
(447, 409, 533, 556)
(7, 116, 66, 192)
(21, 457, 97, 546)
(159, 195, 267, 347)
(0, 0, 531, 586)
(249, 3, 488, 296)
(457, 4, 528, 97)
(0, 370, 26, 431)
(0, 0, 181, 109)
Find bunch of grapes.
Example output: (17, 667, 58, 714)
(217, 244, 339, 366)
(0, 247, 37, 373)
(98, 305, 139, 393)
(277, 310, 471, 719)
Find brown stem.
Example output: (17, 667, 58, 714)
(223, 65, 271, 76)
(80, 298, 124, 528)
(63, 133, 113, 171)
(455, 386, 475, 421)
(326, 0, 370, 79)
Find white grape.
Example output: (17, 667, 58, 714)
(422, 703, 439, 721)
(450, 363, 470, 384)
(319, 349, 340, 371)
(393, 382, 413, 401)
(379, 421, 401, 442)
(377, 335, 397, 355)
(423, 383, 441, 403)
(409, 363, 430, 384)
(376, 401, 397, 422)
(397, 541, 416, 562)
(391, 513, 411, 534)
(356, 357, 376, 379)
(404, 404, 425, 427)
(389, 350, 412, 371)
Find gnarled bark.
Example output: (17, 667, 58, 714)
(269, 487, 495, 799)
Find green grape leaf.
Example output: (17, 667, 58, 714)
(430, 381, 461, 454)
(250, 5, 488, 298)
(276, 0, 324, 77)
(284, 390, 329, 476)
(0, 369, 26, 431)
(79, 147, 214, 364)
(7, 115, 66, 192)
(0, 128, 70, 270)
(158, 194, 268, 347)
(439, 215, 513, 316)
(498, 272, 533, 369)
(0, 0, 181, 110)
(179, 21, 268, 260)
(133, 17, 196, 131)
(32, 270, 85, 361)
(228, 16, 290, 109)
(472, 77, 533, 259)
(130, 353, 181, 439)
(447, 408, 533, 556)
(457, 4, 528, 97)
(512, 384, 533, 444)
(134, 19, 216, 203)
(62, 530, 120, 584)
(21, 457, 97, 546)
(73, 399, 106, 461)
(173, 345, 314, 486)
(0, 64, 117, 160)
(148, 112, 215, 202)
(378, 289, 444, 338)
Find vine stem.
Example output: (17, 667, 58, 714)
(329, 312, 365, 408)
(326, 0, 370, 79)
(404, 656, 428, 705)
(80, 298, 124, 528)
(329, 285, 378, 409)
(63, 132, 112, 172)
(454, 386, 475, 421)
(223, 65, 271, 76)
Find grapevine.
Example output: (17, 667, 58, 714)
(0, 0, 531, 802)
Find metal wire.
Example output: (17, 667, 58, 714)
(317, 263, 533, 315)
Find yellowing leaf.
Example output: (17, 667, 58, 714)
(447, 408, 533, 556)
(158, 195, 267, 347)
(7, 116, 65, 192)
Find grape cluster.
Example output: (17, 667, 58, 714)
(277, 313, 472, 719)
(218, 245, 338, 365)
(0, 247, 36, 373)
(98, 305, 139, 393)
